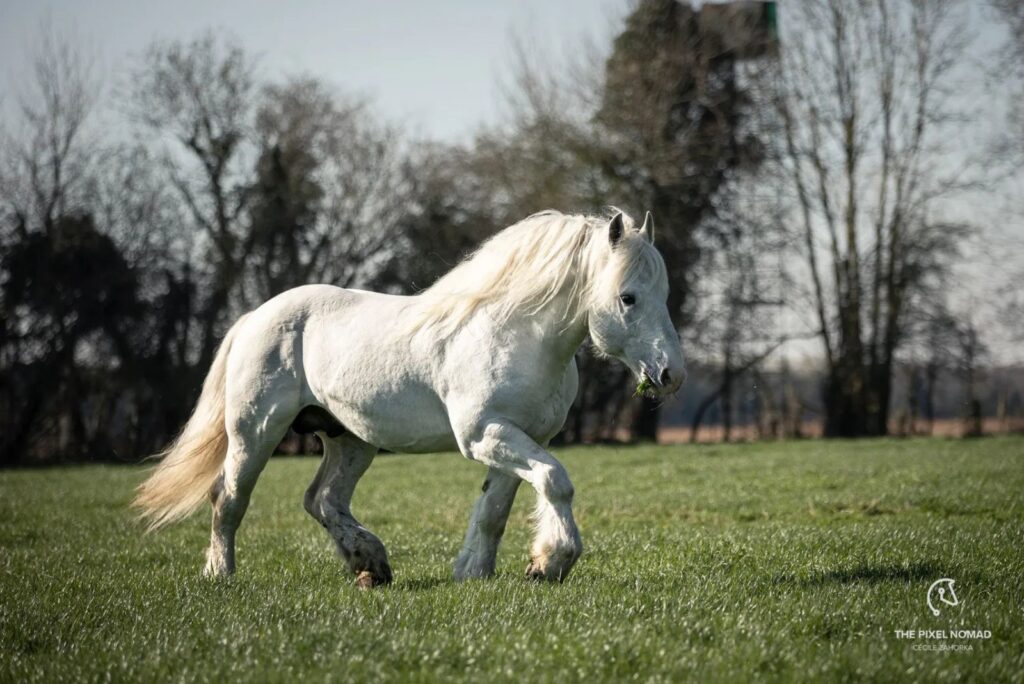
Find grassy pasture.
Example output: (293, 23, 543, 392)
(1, 438, 1022, 682)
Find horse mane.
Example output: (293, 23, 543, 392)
(412, 209, 661, 336)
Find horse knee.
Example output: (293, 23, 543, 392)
(208, 474, 225, 506)
(213, 492, 248, 530)
(538, 463, 574, 504)
(477, 511, 506, 538)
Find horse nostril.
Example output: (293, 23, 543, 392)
(660, 367, 672, 387)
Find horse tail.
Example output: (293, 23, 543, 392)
(133, 314, 249, 531)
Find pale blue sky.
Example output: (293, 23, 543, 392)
(1, 0, 1020, 362)
(0, 0, 625, 141)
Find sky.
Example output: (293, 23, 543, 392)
(1, 0, 1021, 364)
(0, 0, 624, 142)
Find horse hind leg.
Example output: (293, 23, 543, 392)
(204, 408, 293, 577)
(305, 432, 390, 588)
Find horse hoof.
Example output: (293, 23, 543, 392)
(525, 560, 546, 581)
(354, 567, 392, 589)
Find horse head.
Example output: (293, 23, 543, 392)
(587, 211, 685, 397)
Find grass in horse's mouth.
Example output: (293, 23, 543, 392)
(633, 373, 656, 398)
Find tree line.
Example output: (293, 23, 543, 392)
(1, 0, 1017, 464)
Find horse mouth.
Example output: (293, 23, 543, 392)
(633, 366, 663, 398)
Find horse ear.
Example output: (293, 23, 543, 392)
(608, 212, 624, 246)
(639, 211, 655, 243)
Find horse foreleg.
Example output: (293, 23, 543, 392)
(454, 420, 582, 582)
(305, 433, 390, 588)
(454, 468, 521, 580)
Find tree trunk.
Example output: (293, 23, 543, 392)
(633, 398, 661, 443)
(689, 392, 718, 443)
(867, 361, 892, 437)
(965, 400, 983, 438)
(924, 364, 938, 435)
(823, 362, 866, 437)
(721, 366, 734, 442)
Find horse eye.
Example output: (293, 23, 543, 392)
(620, 293, 636, 306)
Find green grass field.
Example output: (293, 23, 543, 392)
(1, 438, 1022, 682)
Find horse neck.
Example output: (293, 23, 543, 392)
(514, 268, 591, 367)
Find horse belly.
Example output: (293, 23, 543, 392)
(298, 294, 457, 452)
(327, 385, 458, 453)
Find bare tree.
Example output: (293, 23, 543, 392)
(919, 305, 959, 434)
(0, 24, 108, 463)
(0, 21, 99, 235)
(772, 0, 975, 436)
(991, 0, 1024, 163)
(380, 142, 504, 293)
(956, 310, 988, 437)
(684, 174, 791, 441)
(247, 77, 411, 302)
(989, 0, 1024, 344)
(128, 32, 257, 372)
(596, 0, 776, 441)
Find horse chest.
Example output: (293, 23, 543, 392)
(533, 359, 579, 441)
(484, 357, 579, 444)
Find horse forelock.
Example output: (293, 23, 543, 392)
(411, 209, 657, 336)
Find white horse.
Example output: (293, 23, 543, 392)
(134, 210, 685, 586)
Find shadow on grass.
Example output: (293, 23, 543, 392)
(773, 561, 940, 587)
(392, 576, 451, 592)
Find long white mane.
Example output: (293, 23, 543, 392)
(413, 209, 664, 335)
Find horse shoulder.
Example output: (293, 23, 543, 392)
(442, 323, 579, 446)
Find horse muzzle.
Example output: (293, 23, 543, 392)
(640, 361, 686, 396)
